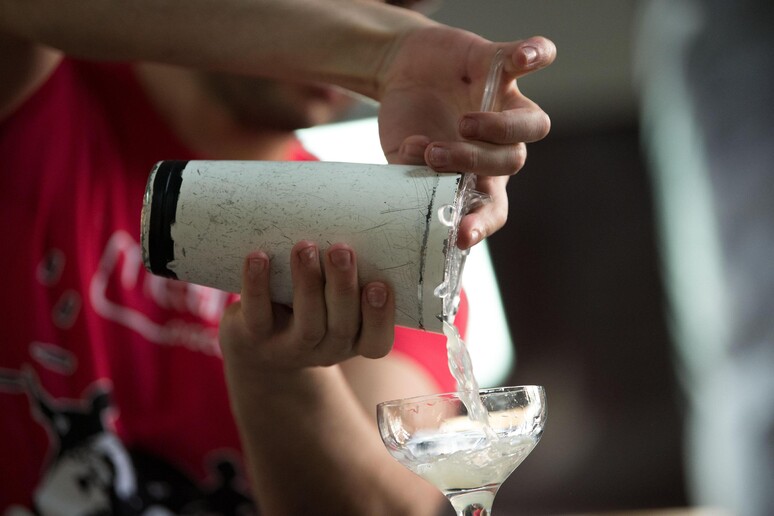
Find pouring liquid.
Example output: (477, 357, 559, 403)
(437, 49, 506, 440)
(437, 196, 496, 440)
(443, 320, 495, 438)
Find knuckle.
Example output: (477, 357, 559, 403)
(465, 146, 480, 171)
(508, 144, 527, 173)
(536, 112, 551, 139)
(330, 281, 359, 298)
(298, 281, 323, 298)
(217, 322, 238, 348)
(502, 115, 517, 143)
(327, 326, 358, 346)
(221, 301, 242, 321)
(361, 343, 392, 359)
(219, 303, 252, 341)
(298, 326, 326, 347)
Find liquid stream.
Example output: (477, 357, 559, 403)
(443, 320, 494, 438)
(400, 50, 516, 502)
(437, 189, 495, 438)
(437, 47, 504, 445)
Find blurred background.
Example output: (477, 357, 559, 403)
(302, 1, 688, 514)
(430, 1, 686, 514)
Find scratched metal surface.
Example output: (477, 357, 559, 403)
(159, 161, 460, 332)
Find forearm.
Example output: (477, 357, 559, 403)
(0, 0, 433, 98)
(224, 361, 442, 515)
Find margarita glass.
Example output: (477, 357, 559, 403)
(377, 385, 546, 515)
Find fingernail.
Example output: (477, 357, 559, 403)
(330, 248, 352, 270)
(470, 229, 481, 245)
(429, 146, 450, 168)
(299, 245, 317, 265)
(522, 46, 538, 65)
(460, 117, 479, 138)
(248, 256, 266, 279)
(366, 285, 387, 308)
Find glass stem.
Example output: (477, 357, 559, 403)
(447, 487, 498, 516)
(453, 503, 491, 516)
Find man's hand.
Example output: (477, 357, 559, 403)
(378, 27, 556, 248)
(219, 241, 395, 373)
(218, 242, 445, 515)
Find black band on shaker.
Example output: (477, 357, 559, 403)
(147, 160, 188, 278)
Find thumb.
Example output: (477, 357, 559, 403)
(500, 36, 557, 79)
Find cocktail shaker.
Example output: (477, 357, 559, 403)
(141, 160, 470, 333)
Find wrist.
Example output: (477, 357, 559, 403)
(223, 359, 345, 419)
(370, 6, 438, 100)
(319, 1, 436, 99)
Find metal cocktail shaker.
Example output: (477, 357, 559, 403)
(141, 160, 467, 333)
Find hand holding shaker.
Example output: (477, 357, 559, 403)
(141, 52, 505, 333)
(141, 160, 476, 333)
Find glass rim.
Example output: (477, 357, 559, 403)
(376, 384, 545, 409)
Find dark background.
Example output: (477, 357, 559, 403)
(431, 1, 688, 514)
(487, 124, 686, 515)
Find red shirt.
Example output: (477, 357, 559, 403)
(0, 58, 461, 512)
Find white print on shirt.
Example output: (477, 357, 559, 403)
(6, 372, 139, 515)
(2, 369, 256, 515)
(29, 341, 78, 376)
(89, 230, 231, 356)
